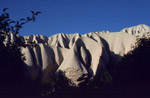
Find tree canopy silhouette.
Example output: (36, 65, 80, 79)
(0, 8, 41, 95)
(113, 36, 150, 97)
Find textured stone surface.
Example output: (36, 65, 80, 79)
(4, 24, 150, 85)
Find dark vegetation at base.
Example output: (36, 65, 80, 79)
(1, 8, 150, 98)
(0, 8, 41, 97)
(112, 37, 150, 97)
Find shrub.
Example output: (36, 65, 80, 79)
(0, 8, 41, 96)
(113, 37, 150, 97)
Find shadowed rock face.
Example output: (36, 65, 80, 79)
(4, 24, 150, 85)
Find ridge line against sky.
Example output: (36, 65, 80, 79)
(1, 0, 150, 37)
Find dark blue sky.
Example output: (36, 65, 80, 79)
(1, 0, 150, 36)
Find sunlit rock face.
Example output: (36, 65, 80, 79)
(5, 24, 150, 85)
(121, 24, 150, 37)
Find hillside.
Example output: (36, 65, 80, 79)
(4, 24, 150, 85)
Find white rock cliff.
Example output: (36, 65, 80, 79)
(5, 24, 150, 85)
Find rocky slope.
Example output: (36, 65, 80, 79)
(5, 24, 150, 85)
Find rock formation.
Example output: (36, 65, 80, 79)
(4, 24, 150, 85)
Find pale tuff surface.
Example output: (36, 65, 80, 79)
(5, 24, 150, 85)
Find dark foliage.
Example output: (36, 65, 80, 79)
(37, 71, 113, 98)
(113, 37, 150, 97)
(0, 8, 41, 96)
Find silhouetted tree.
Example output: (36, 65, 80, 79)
(0, 8, 41, 96)
(113, 36, 150, 97)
